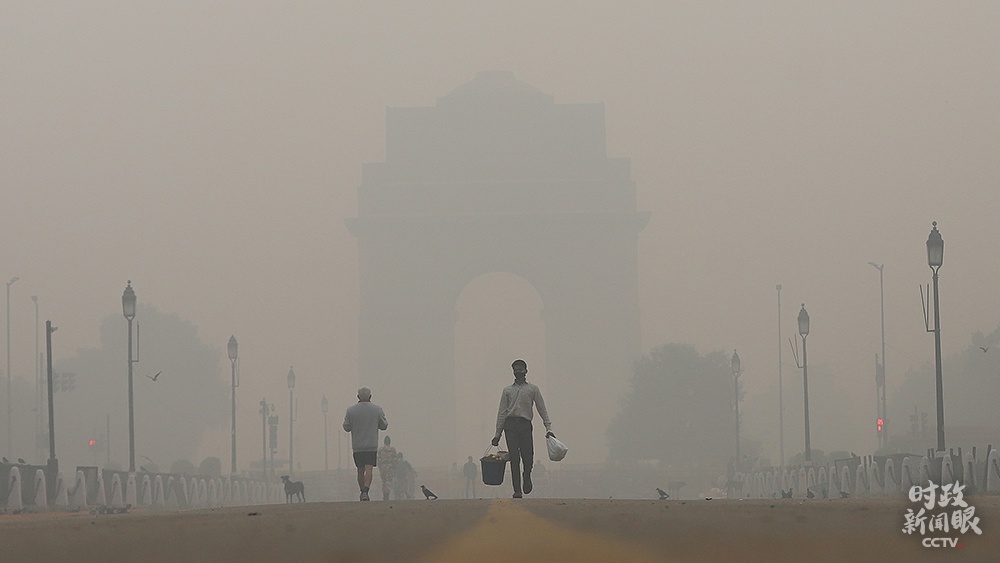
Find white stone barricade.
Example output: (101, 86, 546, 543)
(110, 473, 124, 508)
(95, 470, 107, 506)
(33, 469, 47, 508)
(71, 470, 88, 508)
(883, 458, 897, 494)
(198, 479, 208, 508)
(900, 457, 914, 491)
(5, 466, 23, 511)
(153, 475, 165, 506)
(54, 471, 69, 507)
(987, 449, 1000, 493)
(140, 474, 152, 506)
(941, 453, 954, 486)
(126, 473, 137, 506)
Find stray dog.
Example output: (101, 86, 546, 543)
(281, 475, 305, 503)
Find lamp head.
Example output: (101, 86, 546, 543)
(731, 350, 741, 374)
(926, 221, 944, 268)
(227, 335, 238, 361)
(122, 281, 136, 321)
(797, 304, 810, 337)
(287, 367, 295, 389)
(321, 395, 328, 413)
(7, 277, 19, 287)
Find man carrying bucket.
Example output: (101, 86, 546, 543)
(491, 359, 555, 499)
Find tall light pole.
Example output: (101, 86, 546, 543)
(776, 284, 785, 467)
(731, 350, 742, 464)
(32, 295, 40, 462)
(793, 304, 811, 464)
(925, 222, 946, 453)
(321, 395, 329, 473)
(287, 367, 295, 476)
(868, 262, 887, 449)
(228, 336, 239, 475)
(121, 281, 137, 472)
(6, 276, 18, 456)
(45, 320, 58, 497)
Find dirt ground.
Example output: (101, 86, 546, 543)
(2, 496, 998, 562)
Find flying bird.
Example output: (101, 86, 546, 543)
(145, 371, 162, 381)
(655, 487, 670, 500)
(420, 485, 438, 500)
(981, 347, 989, 353)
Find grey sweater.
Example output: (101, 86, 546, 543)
(343, 401, 388, 452)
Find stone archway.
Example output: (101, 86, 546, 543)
(347, 71, 647, 465)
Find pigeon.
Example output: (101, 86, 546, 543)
(1, 457, 8, 463)
(981, 347, 989, 353)
(420, 485, 438, 500)
(17, 458, 26, 464)
(781, 489, 793, 498)
(806, 488, 815, 499)
(655, 487, 670, 500)
(145, 371, 162, 381)
(840, 491, 851, 499)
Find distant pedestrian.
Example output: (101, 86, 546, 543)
(377, 436, 398, 501)
(343, 387, 388, 501)
(394, 453, 415, 500)
(463, 456, 478, 498)
(491, 359, 554, 498)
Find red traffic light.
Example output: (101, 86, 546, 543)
(876, 418, 884, 431)
(89, 439, 96, 446)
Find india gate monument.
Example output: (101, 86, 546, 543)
(348, 71, 647, 466)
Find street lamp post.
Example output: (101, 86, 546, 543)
(287, 367, 295, 476)
(45, 320, 58, 498)
(6, 276, 18, 456)
(32, 295, 40, 462)
(776, 284, 785, 468)
(869, 262, 887, 449)
(792, 304, 812, 464)
(731, 350, 742, 464)
(228, 336, 239, 475)
(121, 281, 137, 472)
(925, 222, 946, 453)
(322, 395, 329, 473)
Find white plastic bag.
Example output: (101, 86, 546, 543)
(546, 434, 568, 462)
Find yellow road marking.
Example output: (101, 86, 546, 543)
(418, 499, 662, 562)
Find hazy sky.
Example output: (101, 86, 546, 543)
(3, 2, 998, 470)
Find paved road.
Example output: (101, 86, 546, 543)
(2, 497, 998, 562)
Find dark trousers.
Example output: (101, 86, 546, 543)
(503, 416, 533, 494)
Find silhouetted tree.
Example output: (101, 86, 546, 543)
(199, 456, 222, 477)
(607, 344, 734, 466)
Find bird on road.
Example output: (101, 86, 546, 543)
(655, 487, 670, 500)
(420, 485, 438, 500)
(806, 488, 815, 499)
(781, 489, 793, 498)
(145, 371, 162, 381)
(840, 491, 851, 499)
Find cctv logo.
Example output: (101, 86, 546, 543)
(921, 538, 959, 548)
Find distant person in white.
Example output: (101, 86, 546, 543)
(491, 359, 555, 498)
(343, 387, 388, 501)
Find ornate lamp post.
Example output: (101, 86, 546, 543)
(868, 262, 887, 449)
(228, 336, 239, 475)
(796, 304, 811, 464)
(926, 222, 946, 453)
(731, 350, 742, 464)
(121, 281, 138, 472)
(321, 395, 329, 472)
(287, 367, 295, 476)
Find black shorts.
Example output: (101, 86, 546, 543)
(354, 450, 377, 468)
